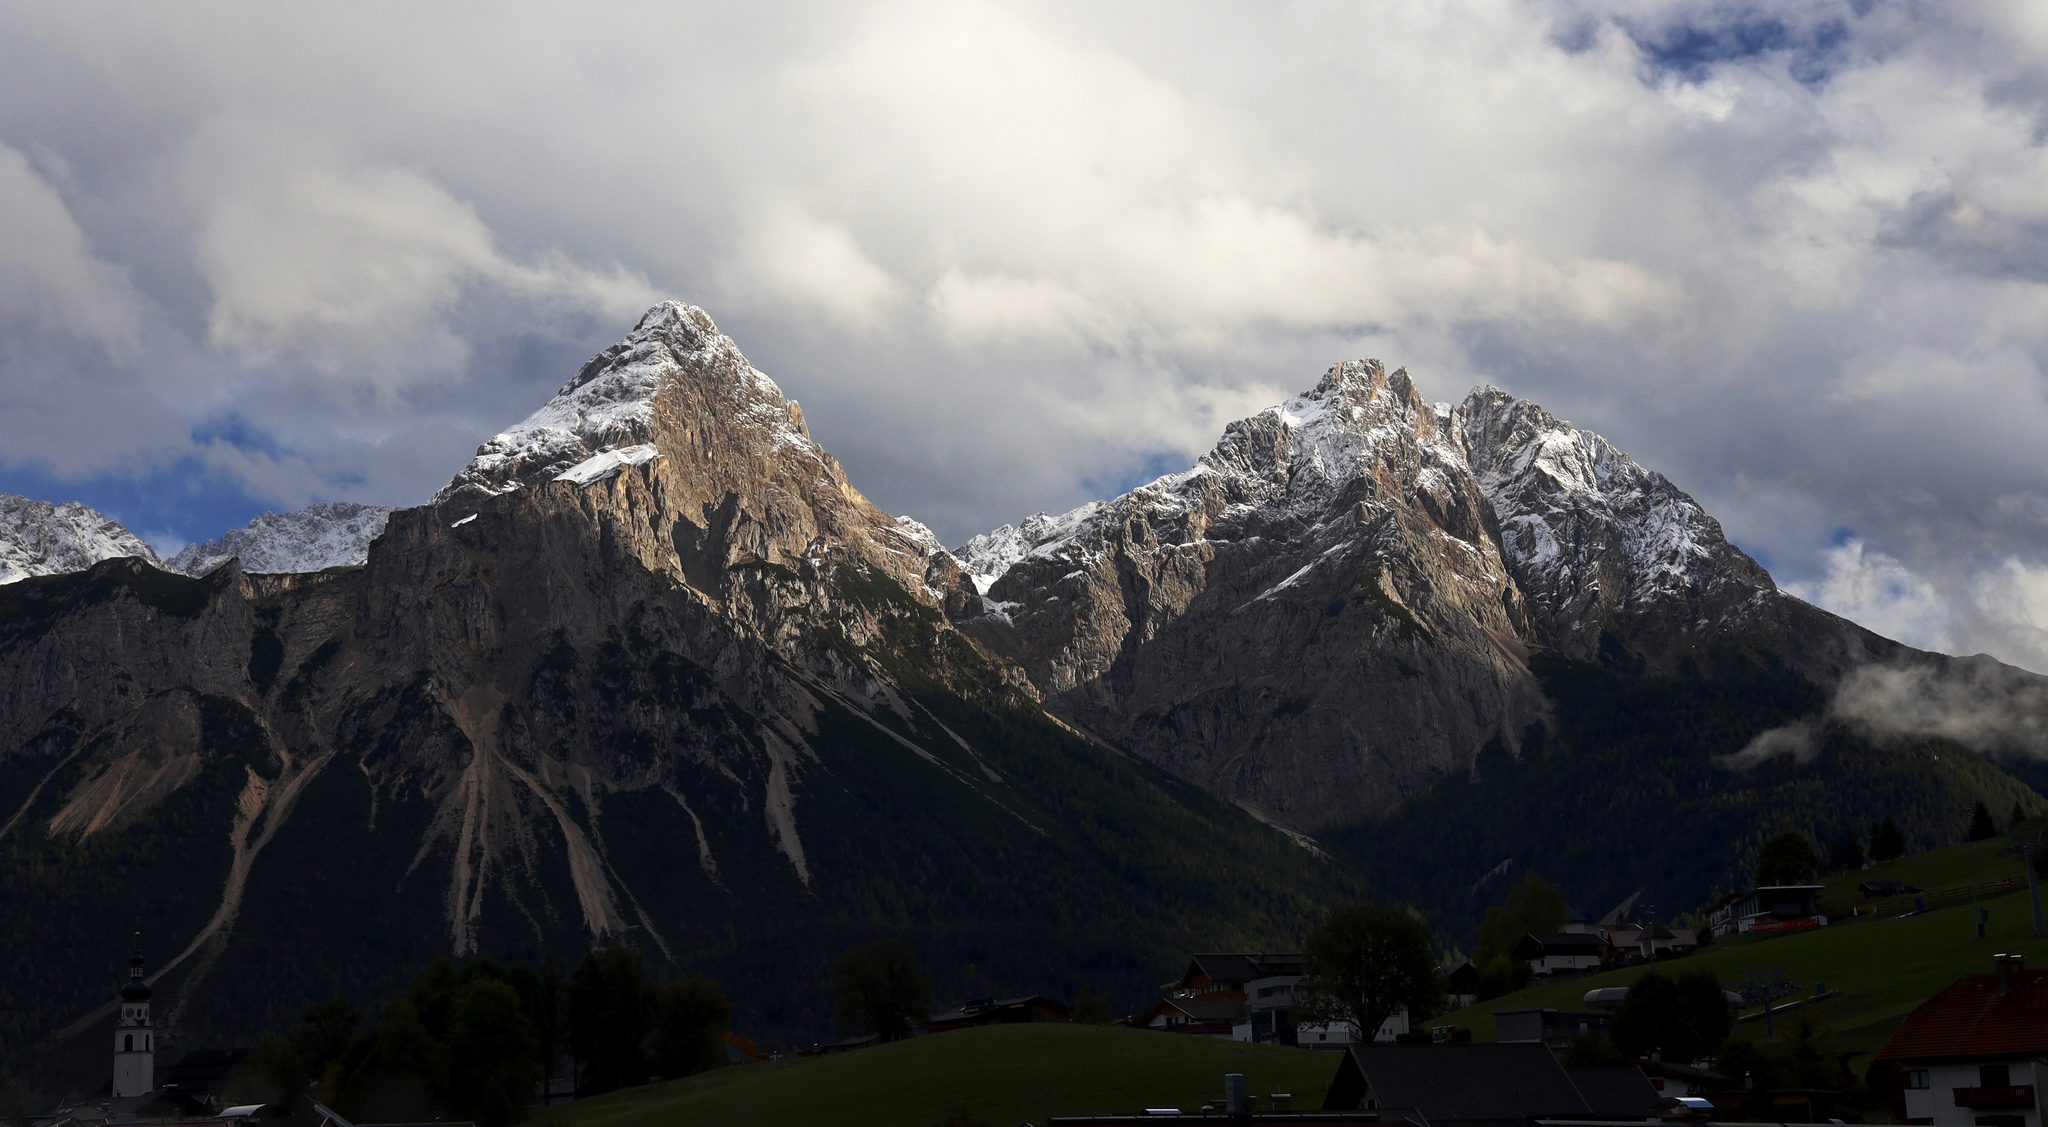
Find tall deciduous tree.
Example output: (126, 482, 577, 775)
(1870, 816, 1906, 863)
(1610, 967, 1732, 1065)
(569, 946, 655, 1094)
(832, 939, 933, 1042)
(1292, 901, 1444, 1040)
(1474, 872, 1569, 968)
(651, 975, 733, 1079)
(448, 979, 541, 1127)
(1753, 831, 1819, 886)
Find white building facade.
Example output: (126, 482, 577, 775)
(112, 941, 155, 1098)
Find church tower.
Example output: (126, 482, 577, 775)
(111, 937, 154, 1098)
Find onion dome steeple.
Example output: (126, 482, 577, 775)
(120, 936, 151, 1001)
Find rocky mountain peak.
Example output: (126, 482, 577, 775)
(434, 301, 817, 509)
(1455, 383, 1777, 661)
(168, 501, 394, 577)
(0, 494, 161, 585)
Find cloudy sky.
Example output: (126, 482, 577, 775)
(3, 0, 2047, 671)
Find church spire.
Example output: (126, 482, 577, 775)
(112, 934, 155, 1097)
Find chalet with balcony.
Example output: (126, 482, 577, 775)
(1702, 885, 1827, 939)
(1877, 954, 2048, 1127)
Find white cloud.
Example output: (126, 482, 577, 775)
(0, 143, 142, 351)
(0, 0, 2045, 677)
(185, 118, 655, 383)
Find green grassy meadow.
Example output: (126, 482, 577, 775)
(557, 1023, 1343, 1127)
(1438, 838, 2048, 1059)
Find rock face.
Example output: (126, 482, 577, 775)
(953, 361, 1544, 828)
(167, 501, 395, 577)
(0, 494, 161, 584)
(950, 367, 1907, 828)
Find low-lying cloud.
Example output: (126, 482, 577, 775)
(1723, 658, 2048, 770)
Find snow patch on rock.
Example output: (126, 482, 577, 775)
(554, 444, 663, 487)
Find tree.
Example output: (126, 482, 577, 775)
(1292, 901, 1445, 1040)
(1609, 972, 1690, 1062)
(1870, 816, 1905, 863)
(1474, 953, 1528, 1002)
(1474, 872, 1569, 967)
(568, 947, 655, 1094)
(1754, 831, 1819, 886)
(2012, 802, 2029, 833)
(1073, 987, 1113, 1025)
(1561, 1031, 1620, 1067)
(651, 975, 732, 1080)
(447, 979, 541, 1127)
(1674, 966, 1731, 1054)
(336, 1000, 447, 1122)
(1969, 801, 1998, 842)
(832, 939, 932, 1042)
(1825, 828, 1865, 873)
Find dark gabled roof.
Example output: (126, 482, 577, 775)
(1877, 969, 2048, 1061)
(1564, 1065, 1660, 1116)
(1171, 952, 1304, 989)
(1326, 1043, 1595, 1119)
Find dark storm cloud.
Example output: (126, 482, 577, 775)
(2, 0, 2047, 669)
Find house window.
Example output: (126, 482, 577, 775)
(1905, 1071, 1930, 1089)
(124, 1034, 133, 1052)
(1981, 1066, 2012, 1088)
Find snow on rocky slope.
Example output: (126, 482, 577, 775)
(0, 494, 162, 584)
(168, 501, 395, 576)
(954, 372, 1780, 664)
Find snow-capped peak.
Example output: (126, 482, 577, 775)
(0, 494, 162, 584)
(168, 501, 395, 577)
(434, 301, 812, 508)
(953, 358, 1447, 594)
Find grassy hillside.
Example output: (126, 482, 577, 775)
(1436, 839, 2048, 1060)
(559, 1024, 1343, 1127)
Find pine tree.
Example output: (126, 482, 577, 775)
(1870, 815, 1906, 863)
(1969, 801, 1998, 842)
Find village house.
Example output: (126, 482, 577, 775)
(1514, 932, 1606, 975)
(1701, 885, 1827, 939)
(1145, 952, 1406, 1047)
(1877, 953, 2048, 1127)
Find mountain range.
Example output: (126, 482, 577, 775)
(3, 301, 2042, 1084)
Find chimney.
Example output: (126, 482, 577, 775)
(1996, 954, 2025, 995)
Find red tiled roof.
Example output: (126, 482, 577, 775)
(1876, 969, 2048, 1061)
